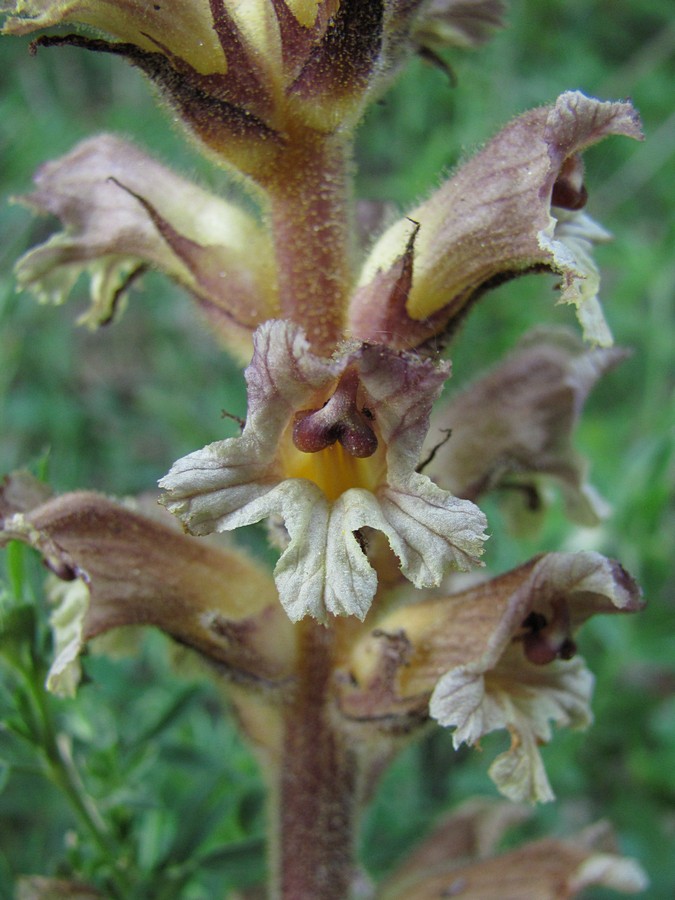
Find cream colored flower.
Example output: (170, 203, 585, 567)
(339, 551, 643, 802)
(160, 319, 488, 621)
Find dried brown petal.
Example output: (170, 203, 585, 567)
(426, 329, 628, 524)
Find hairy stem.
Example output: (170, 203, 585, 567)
(271, 620, 359, 899)
(262, 132, 354, 355)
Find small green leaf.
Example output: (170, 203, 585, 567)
(0, 760, 10, 794)
(5, 541, 26, 602)
(136, 807, 177, 873)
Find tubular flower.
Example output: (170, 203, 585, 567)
(380, 804, 648, 899)
(11, 134, 278, 357)
(160, 319, 488, 622)
(338, 551, 643, 802)
(426, 328, 629, 525)
(350, 92, 643, 348)
(0, 473, 296, 695)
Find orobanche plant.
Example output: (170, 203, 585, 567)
(0, 2, 649, 898)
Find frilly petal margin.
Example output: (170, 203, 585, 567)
(429, 552, 642, 802)
(161, 320, 487, 622)
(350, 91, 643, 349)
(435, 649, 593, 803)
(13, 134, 278, 358)
(338, 550, 642, 802)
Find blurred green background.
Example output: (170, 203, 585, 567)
(1, 0, 673, 896)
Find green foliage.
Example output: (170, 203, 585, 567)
(0, 547, 265, 898)
(1, 0, 674, 896)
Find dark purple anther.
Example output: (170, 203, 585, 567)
(293, 368, 378, 458)
(551, 154, 588, 211)
(522, 600, 577, 665)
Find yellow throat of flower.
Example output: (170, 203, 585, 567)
(281, 440, 386, 503)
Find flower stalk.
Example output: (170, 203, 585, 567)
(273, 620, 358, 900)
(0, 2, 650, 897)
(262, 132, 353, 353)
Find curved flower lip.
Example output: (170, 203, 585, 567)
(12, 133, 278, 357)
(0, 473, 295, 691)
(160, 319, 487, 622)
(338, 551, 643, 801)
(425, 328, 629, 525)
(349, 92, 643, 349)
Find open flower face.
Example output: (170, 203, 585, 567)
(161, 319, 488, 622)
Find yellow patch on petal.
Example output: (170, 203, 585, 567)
(281, 440, 386, 502)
